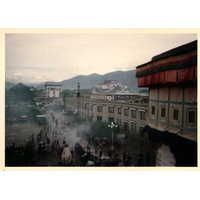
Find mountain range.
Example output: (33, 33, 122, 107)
(6, 69, 142, 92)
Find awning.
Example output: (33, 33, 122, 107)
(144, 125, 197, 148)
(130, 108, 137, 110)
(181, 132, 197, 142)
(138, 109, 146, 112)
(130, 121, 136, 123)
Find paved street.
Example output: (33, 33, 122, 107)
(5, 110, 156, 167)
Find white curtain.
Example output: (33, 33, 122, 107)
(170, 85, 183, 102)
(184, 85, 197, 102)
(149, 87, 158, 100)
(159, 86, 169, 101)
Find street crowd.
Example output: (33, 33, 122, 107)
(5, 111, 148, 167)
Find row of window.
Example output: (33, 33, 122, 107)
(47, 91, 59, 95)
(96, 111, 145, 124)
(67, 104, 146, 121)
(151, 105, 196, 125)
(67, 101, 146, 119)
(46, 87, 62, 91)
(97, 106, 146, 120)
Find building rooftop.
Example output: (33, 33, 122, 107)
(137, 40, 197, 69)
(136, 40, 197, 87)
(45, 82, 62, 87)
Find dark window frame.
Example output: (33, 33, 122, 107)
(140, 111, 146, 120)
(187, 109, 196, 125)
(161, 107, 166, 118)
(151, 106, 155, 115)
(173, 109, 179, 121)
(131, 109, 136, 118)
(131, 121, 136, 131)
(118, 107, 122, 114)
(97, 116, 102, 121)
(108, 117, 114, 123)
(97, 106, 102, 112)
(108, 107, 114, 113)
(124, 108, 129, 116)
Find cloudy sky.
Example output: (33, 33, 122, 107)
(5, 31, 197, 84)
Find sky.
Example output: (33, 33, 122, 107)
(5, 32, 197, 84)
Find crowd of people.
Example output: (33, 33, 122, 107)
(6, 111, 150, 167)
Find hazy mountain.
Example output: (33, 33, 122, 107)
(12, 82, 28, 89)
(5, 82, 36, 104)
(6, 69, 141, 91)
(59, 70, 138, 91)
(5, 81, 15, 90)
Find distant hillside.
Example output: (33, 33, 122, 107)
(5, 81, 15, 90)
(40, 70, 139, 91)
(5, 82, 36, 104)
(6, 69, 141, 92)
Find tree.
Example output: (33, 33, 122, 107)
(60, 89, 73, 105)
(27, 107, 42, 122)
(91, 121, 120, 139)
(139, 88, 149, 93)
(5, 83, 36, 105)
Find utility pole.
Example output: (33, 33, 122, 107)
(77, 82, 80, 122)
(77, 82, 80, 137)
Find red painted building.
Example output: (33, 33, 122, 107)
(136, 40, 197, 166)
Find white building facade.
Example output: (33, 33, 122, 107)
(45, 84, 62, 98)
(66, 92, 148, 138)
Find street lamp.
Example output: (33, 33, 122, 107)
(108, 122, 117, 151)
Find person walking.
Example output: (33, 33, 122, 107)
(123, 150, 127, 166)
(61, 144, 72, 165)
(63, 137, 66, 146)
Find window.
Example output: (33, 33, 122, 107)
(117, 118, 121, 126)
(131, 122, 136, 131)
(161, 107, 166, 118)
(123, 122, 129, 131)
(173, 109, 179, 121)
(151, 106, 155, 115)
(187, 109, 196, 125)
(139, 126, 144, 137)
(118, 107, 122, 114)
(108, 117, 114, 122)
(131, 110, 136, 118)
(97, 116, 102, 121)
(108, 107, 114, 113)
(124, 108, 129, 116)
(140, 111, 146, 120)
(97, 106, 102, 112)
